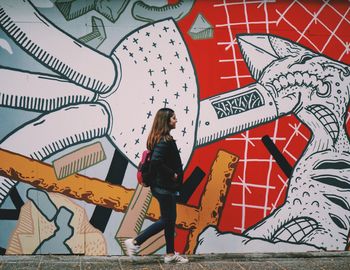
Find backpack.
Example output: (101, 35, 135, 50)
(137, 150, 153, 187)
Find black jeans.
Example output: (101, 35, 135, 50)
(134, 188, 177, 254)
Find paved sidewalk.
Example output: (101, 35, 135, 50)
(1, 251, 350, 269)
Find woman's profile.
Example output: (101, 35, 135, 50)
(124, 108, 189, 264)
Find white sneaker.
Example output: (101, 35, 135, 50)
(124, 238, 140, 257)
(164, 252, 189, 264)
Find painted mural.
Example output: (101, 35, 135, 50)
(0, 0, 349, 255)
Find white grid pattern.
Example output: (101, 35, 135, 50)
(213, 0, 350, 232)
(276, 0, 350, 59)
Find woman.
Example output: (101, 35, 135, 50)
(124, 108, 189, 264)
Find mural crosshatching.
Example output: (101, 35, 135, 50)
(0, 0, 349, 255)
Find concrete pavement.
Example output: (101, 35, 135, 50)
(1, 251, 350, 269)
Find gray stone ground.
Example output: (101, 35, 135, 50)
(1, 252, 350, 270)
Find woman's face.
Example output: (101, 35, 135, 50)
(169, 113, 177, 129)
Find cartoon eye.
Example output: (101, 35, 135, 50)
(298, 55, 313, 64)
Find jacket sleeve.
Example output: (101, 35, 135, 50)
(151, 140, 175, 178)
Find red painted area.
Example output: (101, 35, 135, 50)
(173, 0, 350, 250)
(168, 0, 181, 5)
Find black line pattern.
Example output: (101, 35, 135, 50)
(211, 89, 264, 119)
(262, 135, 292, 178)
(271, 217, 319, 243)
(89, 150, 128, 232)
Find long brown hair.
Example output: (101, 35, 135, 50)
(147, 108, 174, 150)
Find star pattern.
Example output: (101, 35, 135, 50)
(109, 19, 198, 167)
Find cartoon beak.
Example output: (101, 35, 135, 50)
(237, 34, 280, 80)
(196, 34, 295, 146)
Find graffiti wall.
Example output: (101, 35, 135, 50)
(0, 0, 349, 255)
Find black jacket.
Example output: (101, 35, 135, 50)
(150, 139, 183, 191)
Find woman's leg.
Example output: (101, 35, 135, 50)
(162, 193, 176, 254)
(134, 191, 177, 254)
(134, 192, 165, 245)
